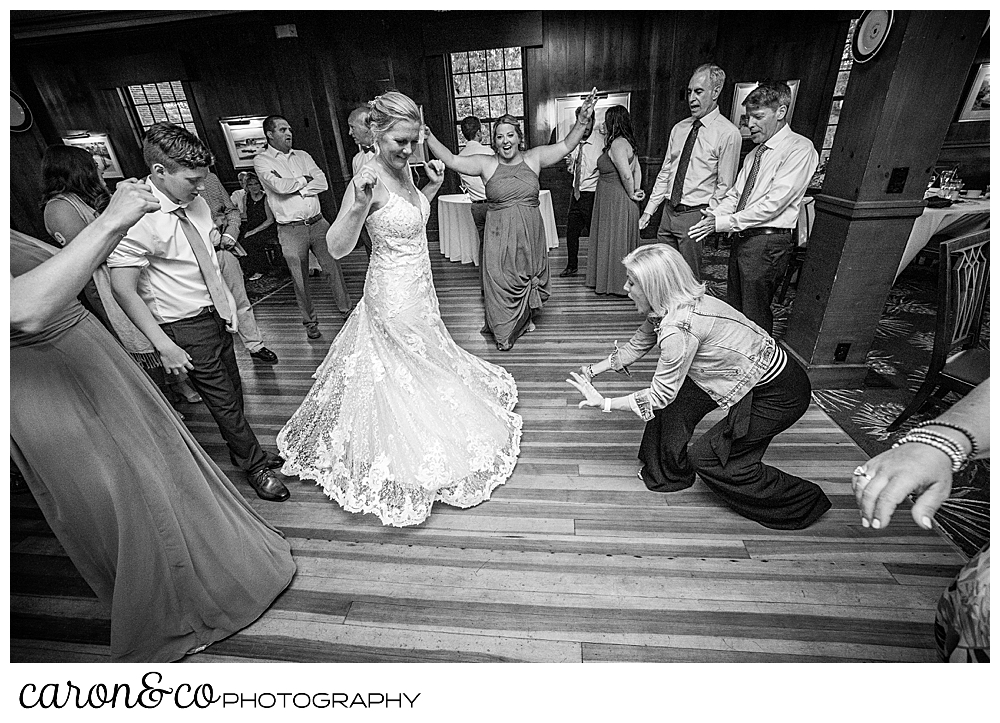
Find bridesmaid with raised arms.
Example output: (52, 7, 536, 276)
(424, 89, 599, 350)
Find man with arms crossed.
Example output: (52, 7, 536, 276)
(255, 114, 352, 339)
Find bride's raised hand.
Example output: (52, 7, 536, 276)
(353, 166, 378, 207)
(425, 159, 445, 184)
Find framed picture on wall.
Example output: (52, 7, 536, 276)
(219, 116, 268, 169)
(731, 80, 800, 138)
(958, 63, 989, 122)
(62, 133, 124, 179)
(553, 92, 631, 145)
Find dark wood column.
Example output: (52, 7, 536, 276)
(784, 10, 989, 388)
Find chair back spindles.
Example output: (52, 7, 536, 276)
(887, 229, 989, 432)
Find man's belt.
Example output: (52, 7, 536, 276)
(669, 202, 708, 213)
(731, 227, 793, 240)
(471, 199, 489, 204)
(280, 213, 324, 227)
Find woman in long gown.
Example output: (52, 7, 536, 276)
(10, 180, 296, 662)
(424, 92, 599, 350)
(278, 92, 521, 527)
(585, 105, 645, 296)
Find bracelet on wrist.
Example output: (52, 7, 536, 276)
(602, 397, 613, 413)
(892, 429, 969, 473)
(913, 420, 979, 458)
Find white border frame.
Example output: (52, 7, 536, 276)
(219, 116, 268, 169)
(62, 133, 124, 179)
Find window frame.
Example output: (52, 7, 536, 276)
(447, 46, 526, 152)
(118, 79, 203, 146)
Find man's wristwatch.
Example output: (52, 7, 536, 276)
(602, 397, 613, 413)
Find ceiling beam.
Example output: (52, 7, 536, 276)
(11, 10, 244, 41)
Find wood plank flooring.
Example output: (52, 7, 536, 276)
(10, 239, 966, 663)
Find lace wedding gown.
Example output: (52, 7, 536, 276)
(277, 189, 522, 526)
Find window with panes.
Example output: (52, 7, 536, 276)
(449, 47, 525, 151)
(813, 19, 858, 188)
(122, 81, 199, 138)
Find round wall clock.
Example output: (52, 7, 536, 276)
(852, 11, 894, 64)
(11, 91, 33, 132)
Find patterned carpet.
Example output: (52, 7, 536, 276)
(699, 239, 988, 558)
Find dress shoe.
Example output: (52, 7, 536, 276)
(249, 346, 278, 363)
(171, 380, 202, 403)
(247, 468, 290, 502)
(306, 324, 322, 339)
(231, 452, 284, 470)
(559, 266, 578, 277)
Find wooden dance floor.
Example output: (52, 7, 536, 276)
(11, 239, 967, 663)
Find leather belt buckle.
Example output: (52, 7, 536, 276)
(671, 203, 707, 213)
(734, 227, 793, 240)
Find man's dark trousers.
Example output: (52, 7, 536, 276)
(160, 308, 269, 473)
(727, 230, 795, 335)
(564, 190, 595, 272)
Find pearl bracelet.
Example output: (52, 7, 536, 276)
(892, 429, 969, 473)
(913, 420, 979, 458)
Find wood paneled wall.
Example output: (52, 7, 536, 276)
(936, 27, 990, 188)
(12, 10, 969, 238)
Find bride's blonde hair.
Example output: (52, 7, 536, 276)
(368, 92, 421, 142)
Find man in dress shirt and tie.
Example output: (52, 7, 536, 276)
(348, 106, 376, 258)
(689, 82, 819, 334)
(640, 64, 742, 281)
(457, 116, 494, 243)
(108, 122, 290, 502)
(254, 115, 351, 339)
(561, 104, 603, 277)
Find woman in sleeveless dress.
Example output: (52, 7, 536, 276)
(12, 180, 295, 662)
(425, 92, 599, 350)
(277, 92, 521, 527)
(236, 172, 278, 279)
(586, 105, 645, 296)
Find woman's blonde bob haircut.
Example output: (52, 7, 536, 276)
(621, 243, 705, 316)
(368, 91, 421, 142)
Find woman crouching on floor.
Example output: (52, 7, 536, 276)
(568, 243, 831, 529)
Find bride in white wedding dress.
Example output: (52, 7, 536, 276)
(277, 92, 521, 526)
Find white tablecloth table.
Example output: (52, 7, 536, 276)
(895, 198, 991, 278)
(438, 190, 558, 267)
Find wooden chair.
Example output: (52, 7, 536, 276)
(886, 230, 990, 432)
(776, 242, 807, 304)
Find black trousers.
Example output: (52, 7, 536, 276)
(727, 231, 795, 335)
(564, 190, 596, 271)
(638, 363, 831, 530)
(160, 308, 268, 473)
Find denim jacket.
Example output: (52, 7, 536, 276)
(610, 294, 775, 420)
